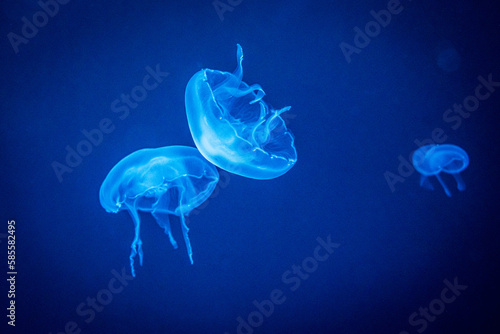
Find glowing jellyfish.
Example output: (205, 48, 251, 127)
(437, 48, 461, 72)
(99, 146, 219, 276)
(412, 144, 469, 197)
(185, 44, 297, 180)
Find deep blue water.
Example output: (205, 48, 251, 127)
(1, 1, 499, 333)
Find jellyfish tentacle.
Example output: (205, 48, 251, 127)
(180, 213, 193, 265)
(138, 239, 143, 266)
(215, 83, 265, 102)
(152, 211, 178, 249)
(452, 172, 466, 191)
(420, 175, 434, 191)
(435, 173, 452, 197)
(177, 187, 194, 264)
(212, 44, 246, 98)
(126, 204, 143, 277)
(229, 43, 265, 104)
(275, 106, 291, 116)
(233, 44, 244, 80)
(249, 85, 266, 104)
(265, 106, 291, 134)
(250, 105, 292, 147)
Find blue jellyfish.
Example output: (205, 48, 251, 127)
(185, 44, 297, 180)
(99, 146, 219, 276)
(437, 47, 461, 72)
(411, 144, 469, 197)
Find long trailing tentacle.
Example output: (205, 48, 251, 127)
(180, 214, 193, 265)
(178, 187, 194, 264)
(215, 44, 266, 104)
(452, 172, 466, 191)
(435, 174, 452, 197)
(152, 211, 178, 249)
(126, 202, 143, 277)
(233, 44, 244, 80)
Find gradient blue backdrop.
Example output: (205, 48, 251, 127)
(1, 0, 499, 333)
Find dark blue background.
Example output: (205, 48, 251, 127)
(1, 0, 499, 333)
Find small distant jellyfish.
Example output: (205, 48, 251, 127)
(99, 146, 219, 276)
(412, 144, 469, 197)
(185, 44, 297, 180)
(437, 47, 461, 72)
(434, 40, 461, 73)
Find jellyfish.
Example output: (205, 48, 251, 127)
(99, 146, 219, 276)
(185, 44, 297, 180)
(436, 47, 461, 72)
(411, 144, 469, 197)
(434, 40, 461, 73)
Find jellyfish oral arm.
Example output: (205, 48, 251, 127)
(152, 211, 178, 249)
(420, 175, 434, 191)
(180, 214, 193, 265)
(452, 172, 466, 191)
(126, 203, 143, 277)
(435, 174, 452, 197)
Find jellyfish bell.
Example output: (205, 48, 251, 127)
(185, 44, 297, 180)
(99, 146, 219, 276)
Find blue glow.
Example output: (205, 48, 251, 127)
(185, 44, 297, 180)
(99, 146, 219, 276)
(412, 144, 469, 197)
